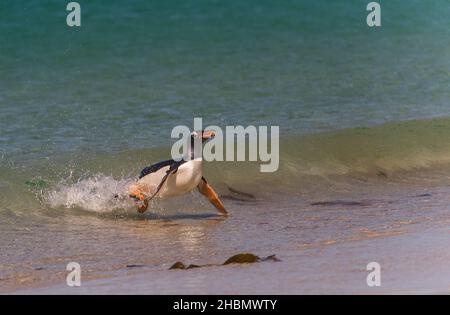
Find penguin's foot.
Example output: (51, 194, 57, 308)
(129, 191, 149, 213)
(136, 199, 149, 213)
(197, 177, 228, 216)
(129, 192, 146, 201)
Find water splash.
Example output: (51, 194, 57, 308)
(45, 175, 135, 212)
(44, 174, 211, 215)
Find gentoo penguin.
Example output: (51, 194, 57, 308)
(128, 131, 228, 216)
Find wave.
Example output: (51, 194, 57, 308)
(203, 117, 450, 194)
(282, 117, 450, 177)
(2, 117, 450, 213)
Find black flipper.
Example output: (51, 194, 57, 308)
(139, 159, 176, 179)
(143, 160, 187, 202)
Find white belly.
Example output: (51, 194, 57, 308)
(129, 159, 203, 199)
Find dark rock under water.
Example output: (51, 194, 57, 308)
(126, 264, 145, 268)
(413, 193, 432, 198)
(311, 200, 372, 207)
(220, 185, 257, 202)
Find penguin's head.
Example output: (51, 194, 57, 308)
(188, 130, 215, 159)
(190, 130, 215, 143)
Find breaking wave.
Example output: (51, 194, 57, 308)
(3, 117, 450, 213)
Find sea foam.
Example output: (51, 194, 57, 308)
(45, 175, 135, 212)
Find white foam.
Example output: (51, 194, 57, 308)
(46, 175, 135, 213)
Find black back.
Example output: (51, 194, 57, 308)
(139, 159, 186, 179)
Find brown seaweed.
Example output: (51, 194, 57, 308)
(169, 253, 280, 270)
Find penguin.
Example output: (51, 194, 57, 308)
(128, 131, 228, 216)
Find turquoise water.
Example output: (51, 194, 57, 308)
(1, 0, 449, 161)
(1, 1, 450, 293)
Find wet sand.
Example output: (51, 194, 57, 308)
(11, 225, 450, 294)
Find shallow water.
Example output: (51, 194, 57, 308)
(2, 170, 450, 293)
(1, 1, 450, 160)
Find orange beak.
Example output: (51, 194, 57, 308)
(201, 130, 215, 139)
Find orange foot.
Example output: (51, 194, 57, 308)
(136, 199, 149, 213)
(129, 190, 149, 213)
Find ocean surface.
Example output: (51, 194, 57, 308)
(1, 0, 450, 293)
